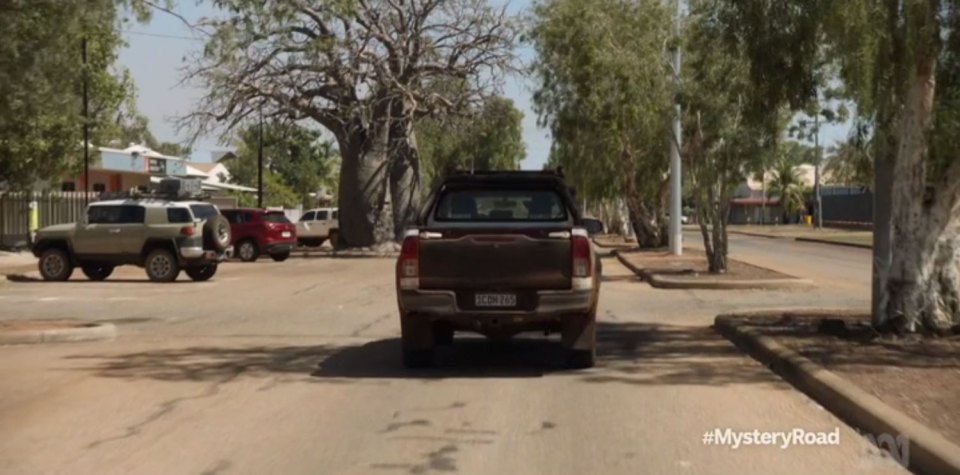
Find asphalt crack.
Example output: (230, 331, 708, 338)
(86, 371, 241, 449)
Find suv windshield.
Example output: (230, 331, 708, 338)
(189, 204, 219, 220)
(434, 189, 567, 222)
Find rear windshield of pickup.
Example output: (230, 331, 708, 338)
(434, 189, 568, 222)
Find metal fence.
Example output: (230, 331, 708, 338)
(822, 189, 873, 224)
(0, 191, 97, 249)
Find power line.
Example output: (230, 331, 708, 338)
(121, 29, 205, 42)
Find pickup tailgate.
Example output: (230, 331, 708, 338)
(419, 230, 572, 290)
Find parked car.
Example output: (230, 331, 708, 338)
(582, 217, 605, 236)
(220, 208, 297, 262)
(296, 207, 339, 247)
(395, 170, 602, 369)
(31, 179, 232, 282)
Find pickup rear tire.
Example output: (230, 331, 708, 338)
(401, 318, 435, 368)
(565, 349, 596, 369)
(38, 248, 73, 281)
(562, 316, 596, 369)
(81, 264, 114, 281)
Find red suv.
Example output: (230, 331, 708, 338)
(221, 209, 297, 262)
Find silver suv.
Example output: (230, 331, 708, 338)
(32, 198, 233, 282)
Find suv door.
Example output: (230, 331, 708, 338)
(73, 205, 124, 256)
(297, 211, 317, 237)
(117, 205, 146, 254)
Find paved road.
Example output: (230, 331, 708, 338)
(0, 251, 903, 474)
(685, 230, 872, 304)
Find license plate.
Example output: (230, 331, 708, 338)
(282, 231, 291, 238)
(475, 293, 517, 307)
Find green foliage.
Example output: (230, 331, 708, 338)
(0, 0, 150, 188)
(231, 120, 338, 208)
(418, 96, 526, 189)
(768, 159, 808, 216)
(529, 0, 672, 207)
(154, 142, 192, 158)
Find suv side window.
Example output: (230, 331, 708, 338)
(243, 212, 256, 223)
(167, 208, 193, 224)
(119, 206, 145, 224)
(301, 211, 315, 222)
(88, 206, 123, 224)
(316, 210, 328, 220)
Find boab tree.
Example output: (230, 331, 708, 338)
(184, 0, 517, 246)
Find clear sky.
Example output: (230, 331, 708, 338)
(118, 1, 847, 167)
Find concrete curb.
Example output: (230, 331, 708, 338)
(613, 250, 812, 290)
(795, 237, 872, 250)
(715, 313, 960, 475)
(727, 230, 788, 240)
(0, 322, 116, 345)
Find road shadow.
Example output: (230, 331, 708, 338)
(64, 322, 777, 387)
(5, 274, 197, 284)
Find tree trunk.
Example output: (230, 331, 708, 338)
(335, 119, 394, 248)
(388, 101, 423, 241)
(882, 42, 960, 332)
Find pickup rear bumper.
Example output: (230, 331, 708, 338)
(398, 288, 595, 321)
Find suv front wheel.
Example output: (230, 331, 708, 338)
(39, 248, 74, 281)
(144, 248, 180, 282)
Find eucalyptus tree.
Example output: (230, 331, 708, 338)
(717, 0, 960, 331)
(529, 0, 674, 248)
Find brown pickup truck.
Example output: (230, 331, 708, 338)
(395, 170, 601, 369)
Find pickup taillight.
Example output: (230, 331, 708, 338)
(398, 231, 420, 289)
(572, 229, 592, 278)
(180, 226, 195, 236)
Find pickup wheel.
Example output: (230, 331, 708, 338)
(145, 249, 180, 282)
(237, 239, 260, 262)
(185, 263, 217, 281)
(565, 349, 596, 369)
(81, 264, 114, 281)
(562, 316, 596, 369)
(401, 318, 435, 368)
(38, 248, 74, 281)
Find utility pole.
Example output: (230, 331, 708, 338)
(814, 113, 823, 229)
(82, 37, 90, 205)
(257, 108, 264, 209)
(668, 0, 683, 255)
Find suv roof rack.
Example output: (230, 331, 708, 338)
(98, 177, 211, 202)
